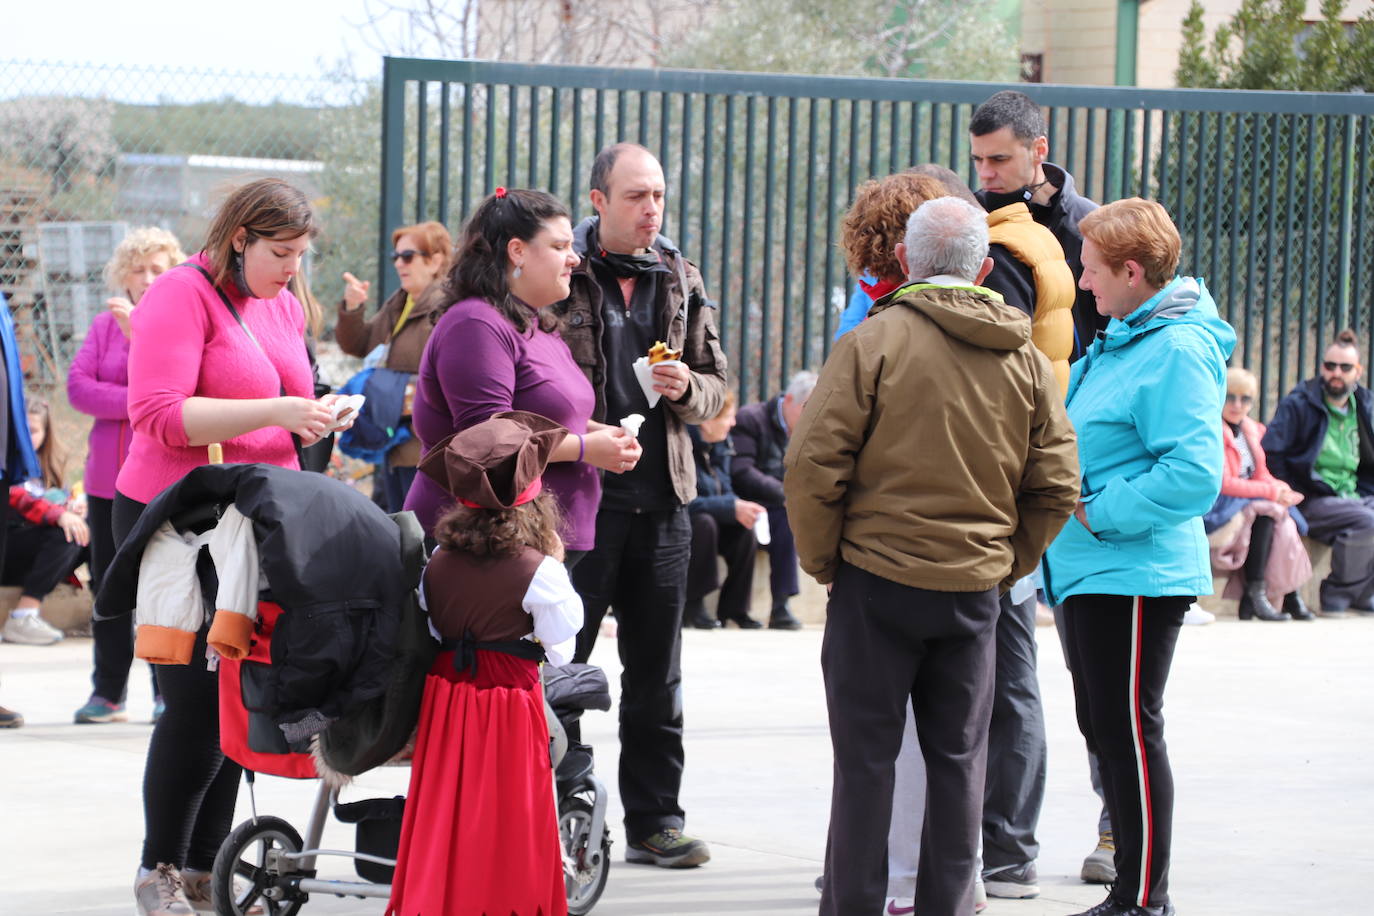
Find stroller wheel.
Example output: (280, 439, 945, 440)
(559, 796, 611, 914)
(212, 815, 307, 916)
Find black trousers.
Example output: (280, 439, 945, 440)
(89, 495, 157, 703)
(764, 504, 799, 604)
(982, 592, 1047, 872)
(572, 506, 690, 841)
(820, 562, 998, 916)
(1062, 594, 1188, 910)
(686, 511, 756, 621)
(115, 493, 241, 871)
(2, 519, 86, 600)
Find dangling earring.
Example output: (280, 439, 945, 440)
(513, 264, 523, 279)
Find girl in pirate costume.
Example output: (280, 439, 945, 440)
(387, 409, 579, 916)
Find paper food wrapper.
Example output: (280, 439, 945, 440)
(754, 510, 771, 545)
(633, 356, 683, 409)
(330, 394, 366, 431)
(620, 413, 645, 438)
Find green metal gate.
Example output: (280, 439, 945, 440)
(380, 57, 1374, 417)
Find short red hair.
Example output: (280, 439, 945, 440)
(1078, 198, 1181, 288)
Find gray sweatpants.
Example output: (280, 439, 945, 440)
(1299, 494, 1374, 610)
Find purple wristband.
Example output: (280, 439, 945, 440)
(577, 434, 585, 462)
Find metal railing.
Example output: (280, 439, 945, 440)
(380, 57, 1374, 418)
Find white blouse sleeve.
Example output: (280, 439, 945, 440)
(522, 555, 583, 667)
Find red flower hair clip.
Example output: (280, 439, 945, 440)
(494, 186, 508, 199)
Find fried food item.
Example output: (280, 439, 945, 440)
(647, 340, 682, 364)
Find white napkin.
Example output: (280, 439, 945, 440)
(633, 357, 683, 409)
(620, 413, 645, 438)
(754, 510, 771, 545)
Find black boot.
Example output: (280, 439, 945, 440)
(1238, 516, 1286, 621)
(1239, 581, 1287, 620)
(1283, 591, 1315, 621)
(768, 601, 802, 630)
(683, 598, 720, 629)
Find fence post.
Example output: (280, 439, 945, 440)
(379, 57, 408, 301)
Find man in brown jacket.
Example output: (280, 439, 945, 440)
(552, 143, 728, 869)
(784, 196, 1078, 916)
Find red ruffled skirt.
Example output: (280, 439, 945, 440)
(386, 650, 567, 916)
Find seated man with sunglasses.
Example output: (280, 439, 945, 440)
(1262, 328, 1374, 616)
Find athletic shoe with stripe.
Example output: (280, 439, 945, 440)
(624, 828, 710, 867)
(74, 696, 129, 724)
(1070, 894, 1176, 916)
(983, 861, 1040, 898)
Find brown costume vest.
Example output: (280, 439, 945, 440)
(422, 546, 545, 642)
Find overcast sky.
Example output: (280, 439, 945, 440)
(3, 0, 404, 96)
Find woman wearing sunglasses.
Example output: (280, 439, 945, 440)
(337, 220, 453, 510)
(1204, 367, 1313, 621)
(1042, 198, 1234, 916)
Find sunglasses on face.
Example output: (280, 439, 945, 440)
(392, 249, 428, 264)
(1324, 361, 1357, 373)
(1225, 393, 1253, 406)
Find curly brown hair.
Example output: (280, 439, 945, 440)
(839, 173, 951, 283)
(433, 492, 564, 558)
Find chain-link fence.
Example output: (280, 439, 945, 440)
(0, 59, 378, 389)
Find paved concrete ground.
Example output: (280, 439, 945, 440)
(3, 613, 1371, 915)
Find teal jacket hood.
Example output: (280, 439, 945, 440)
(1044, 276, 1235, 606)
(1098, 276, 1236, 356)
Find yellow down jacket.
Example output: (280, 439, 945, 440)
(986, 202, 1076, 398)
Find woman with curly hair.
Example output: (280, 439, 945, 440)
(68, 226, 185, 723)
(388, 411, 580, 916)
(836, 172, 950, 331)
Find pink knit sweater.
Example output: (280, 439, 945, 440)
(115, 253, 312, 503)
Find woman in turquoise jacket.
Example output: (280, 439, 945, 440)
(1043, 199, 1234, 916)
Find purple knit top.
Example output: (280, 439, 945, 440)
(405, 297, 600, 550)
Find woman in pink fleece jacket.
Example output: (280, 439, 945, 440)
(117, 179, 343, 916)
(68, 226, 185, 726)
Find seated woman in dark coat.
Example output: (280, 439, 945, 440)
(685, 393, 766, 629)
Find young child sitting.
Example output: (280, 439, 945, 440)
(387, 410, 580, 916)
(2, 400, 90, 646)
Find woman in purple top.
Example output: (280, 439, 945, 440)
(406, 188, 641, 562)
(67, 227, 185, 726)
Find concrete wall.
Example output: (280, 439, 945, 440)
(1023, 0, 1374, 88)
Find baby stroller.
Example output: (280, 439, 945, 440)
(99, 463, 612, 915)
(206, 665, 613, 916)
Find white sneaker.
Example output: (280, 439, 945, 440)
(1182, 603, 1215, 626)
(2, 613, 63, 645)
(135, 864, 194, 916)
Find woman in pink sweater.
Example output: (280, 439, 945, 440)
(118, 179, 342, 916)
(68, 226, 185, 726)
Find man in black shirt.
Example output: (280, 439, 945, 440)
(970, 89, 1113, 893)
(554, 143, 729, 869)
